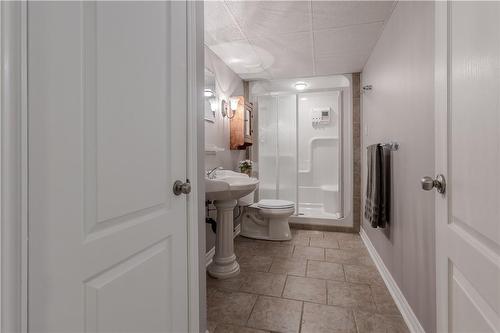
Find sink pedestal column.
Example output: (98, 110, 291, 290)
(207, 199, 240, 279)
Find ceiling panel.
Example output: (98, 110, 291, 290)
(204, 0, 395, 80)
(313, 22, 385, 58)
(204, 0, 245, 46)
(312, 1, 395, 30)
(315, 54, 368, 75)
(250, 31, 314, 79)
(225, 1, 311, 39)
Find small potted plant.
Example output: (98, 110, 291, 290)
(238, 160, 253, 176)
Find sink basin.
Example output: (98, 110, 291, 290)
(205, 170, 259, 201)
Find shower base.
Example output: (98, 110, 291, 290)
(297, 204, 340, 219)
(289, 203, 349, 227)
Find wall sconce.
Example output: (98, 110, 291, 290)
(209, 97, 218, 116)
(226, 97, 239, 119)
(220, 97, 238, 119)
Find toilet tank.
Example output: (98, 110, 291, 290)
(238, 190, 255, 206)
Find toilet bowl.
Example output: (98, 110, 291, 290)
(239, 198, 294, 241)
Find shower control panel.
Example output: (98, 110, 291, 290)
(312, 107, 331, 125)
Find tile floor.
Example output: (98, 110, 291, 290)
(207, 229, 409, 333)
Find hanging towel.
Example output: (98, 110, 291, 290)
(364, 144, 391, 228)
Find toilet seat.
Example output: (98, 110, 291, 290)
(257, 199, 295, 209)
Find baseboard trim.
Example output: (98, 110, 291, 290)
(233, 224, 241, 237)
(205, 247, 215, 268)
(360, 228, 426, 333)
(205, 224, 241, 267)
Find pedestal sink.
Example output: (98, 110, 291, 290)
(206, 170, 259, 279)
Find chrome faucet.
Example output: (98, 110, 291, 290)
(206, 166, 223, 179)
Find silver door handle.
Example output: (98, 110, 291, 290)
(173, 179, 191, 195)
(421, 174, 446, 194)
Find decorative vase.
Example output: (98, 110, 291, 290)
(241, 168, 252, 176)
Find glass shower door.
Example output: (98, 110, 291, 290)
(258, 95, 297, 209)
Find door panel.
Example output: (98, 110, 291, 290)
(28, 2, 188, 332)
(436, 2, 500, 332)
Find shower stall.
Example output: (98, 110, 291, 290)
(252, 75, 353, 227)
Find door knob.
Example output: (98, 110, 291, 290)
(421, 174, 446, 194)
(173, 179, 191, 195)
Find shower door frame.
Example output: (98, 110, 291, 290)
(256, 86, 348, 222)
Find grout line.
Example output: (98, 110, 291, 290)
(245, 293, 259, 327)
(298, 301, 305, 333)
(281, 274, 289, 298)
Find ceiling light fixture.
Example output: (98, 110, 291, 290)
(294, 82, 308, 91)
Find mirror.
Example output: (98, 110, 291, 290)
(204, 69, 216, 123)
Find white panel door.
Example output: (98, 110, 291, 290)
(28, 2, 189, 332)
(435, 2, 500, 332)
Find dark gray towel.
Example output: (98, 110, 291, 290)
(364, 144, 391, 228)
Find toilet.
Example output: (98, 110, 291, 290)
(238, 193, 294, 241)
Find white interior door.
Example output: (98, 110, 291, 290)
(28, 2, 190, 332)
(435, 2, 500, 332)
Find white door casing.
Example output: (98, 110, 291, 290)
(435, 2, 500, 332)
(28, 2, 190, 332)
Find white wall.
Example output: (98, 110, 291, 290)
(204, 47, 245, 171)
(204, 47, 246, 252)
(361, 2, 435, 332)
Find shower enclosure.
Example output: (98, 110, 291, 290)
(253, 76, 352, 226)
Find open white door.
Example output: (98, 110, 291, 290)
(28, 2, 191, 332)
(434, 2, 500, 332)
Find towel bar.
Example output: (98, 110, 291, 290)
(366, 142, 400, 151)
(380, 142, 399, 151)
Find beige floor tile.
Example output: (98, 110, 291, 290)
(292, 229, 324, 240)
(370, 284, 401, 315)
(207, 288, 257, 326)
(283, 275, 327, 304)
(338, 239, 365, 249)
(327, 280, 377, 311)
(239, 271, 287, 297)
(292, 229, 324, 237)
(235, 241, 258, 258)
(309, 238, 340, 249)
(354, 310, 409, 333)
(247, 296, 302, 333)
(269, 257, 307, 276)
(282, 235, 311, 246)
(207, 274, 244, 292)
(343, 264, 385, 286)
(307, 260, 345, 281)
(214, 324, 269, 333)
(325, 248, 373, 266)
(293, 245, 325, 260)
(301, 302, 357, 333)
(207, 320, 217, 333)
(323, 231, 360, 241)
(238, 255, 273, 273)
(247, 242, 294, 258)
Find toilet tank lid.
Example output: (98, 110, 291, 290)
(257, 199, 295, 209)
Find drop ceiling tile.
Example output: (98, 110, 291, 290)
(239, 71, 273, 81)
(313, 22, 384, 58)
(209, 40, 268, 78)
(225, 1, 310, 39)
(204, 0, 245, 46)
(315, 54, 368, 75)
(312, 1, 395, 30)
(249, 31, 314, 79)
